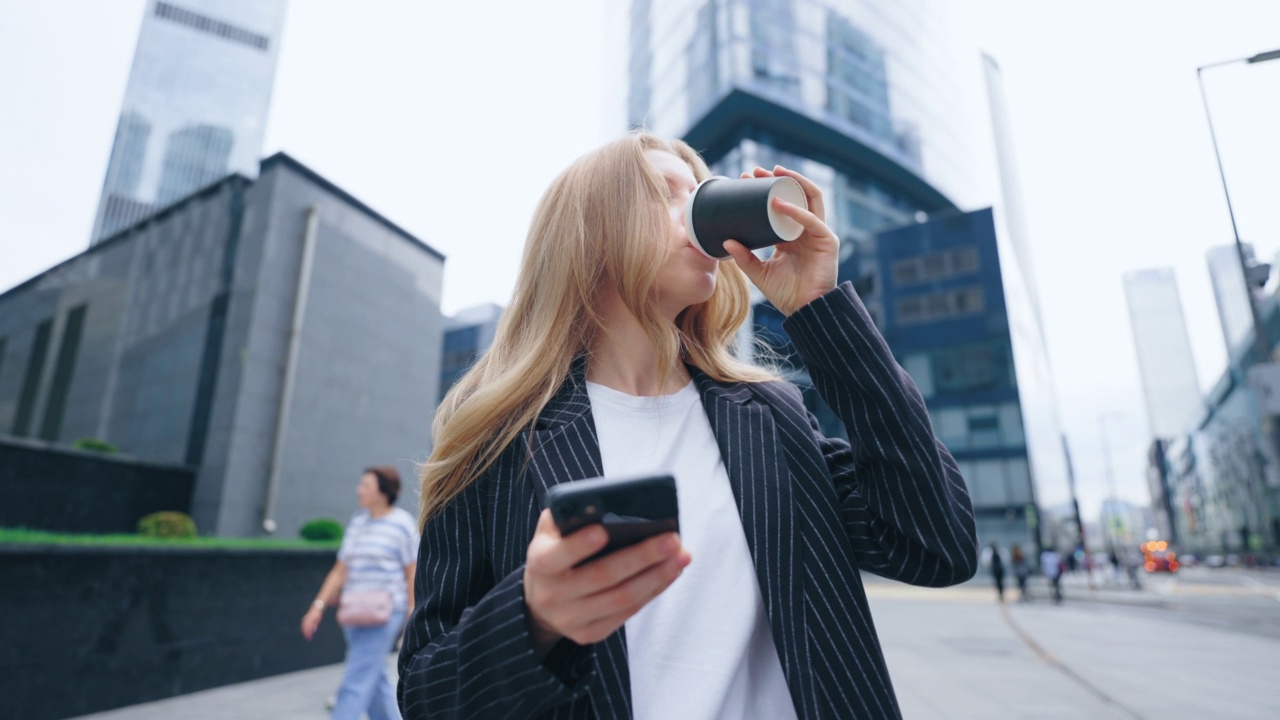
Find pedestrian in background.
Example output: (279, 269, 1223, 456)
(1041, 546, 1063, 604)
(989, 542, 1006, 602)
(1011, 544, 1030, 602)
(302, 466, 419, 720)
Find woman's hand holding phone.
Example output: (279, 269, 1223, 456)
(523, 509, 691, 659)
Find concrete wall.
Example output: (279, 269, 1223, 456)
(1, 544, 345, 720)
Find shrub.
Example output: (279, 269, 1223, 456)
(299, 518, 343, 542)
(137, 511, 197, 539)
(72, 438, 118, 454)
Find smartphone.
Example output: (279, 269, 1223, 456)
(546, 473, 679, 565)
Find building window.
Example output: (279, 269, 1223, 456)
(928, 401, 1025, 453)
(39, 304, 88, 442)
(891, 246, 981, 288)
(896, 285, 986, 325)
(12, 319, 53, 437)
(931, 339, 1013, 394)
(154, 1, 269, 51)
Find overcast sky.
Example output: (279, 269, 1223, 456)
(3, 0, 1279, 525)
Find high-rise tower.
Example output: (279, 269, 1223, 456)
(90, 0, 287, 243)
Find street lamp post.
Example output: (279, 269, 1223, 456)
(1196, 49, 1280, 368)
(1098, 412, 1124, 550)
(1197, 48, 1280, 553)
(1098, 411, 1135, 587)
(1061, 435, 1095, 590)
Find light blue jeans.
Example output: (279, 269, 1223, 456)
(331, 602, 406, 720)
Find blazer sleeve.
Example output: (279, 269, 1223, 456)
(397, 473, 596, 719)
(781, 282, 979, 587)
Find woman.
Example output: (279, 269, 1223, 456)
(302, 466, 418, 720)
(398, 133, 977, 719)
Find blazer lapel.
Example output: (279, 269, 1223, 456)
(691, 369, 809, 708)
(525, 359, 603, 505)
(525, 357, 632, 719)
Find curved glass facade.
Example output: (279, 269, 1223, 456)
(630, 0, 978, 209)
(628, 0, 1072, 554)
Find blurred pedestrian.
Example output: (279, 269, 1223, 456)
(301, 466, 419, 720)
(1011, 544, 1030, 602)
(1040, 547, 1063, 604)
(989, 542, 1006, 602)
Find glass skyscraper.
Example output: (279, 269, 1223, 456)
(90, 0, 287, 244)
(627, 0, 1072, 553)
(1122, 268, 1204, 439)
(1206, 244, 1255, 361)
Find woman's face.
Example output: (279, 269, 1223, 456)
(356, 472, 383, 510)
(645, 149, 719, 317)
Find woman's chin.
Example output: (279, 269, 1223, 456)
(684, 276, 718, 308)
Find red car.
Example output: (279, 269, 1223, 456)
(1141, 541, 1180, 572)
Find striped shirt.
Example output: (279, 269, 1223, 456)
(339, 507, 420, 607)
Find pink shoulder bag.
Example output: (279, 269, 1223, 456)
(336, 589, 394, 627)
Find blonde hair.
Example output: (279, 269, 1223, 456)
(418, 132, 777, 526)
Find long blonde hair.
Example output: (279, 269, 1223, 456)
(418, 132, 777, 526)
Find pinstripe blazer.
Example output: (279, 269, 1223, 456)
(398, 282, 978, 719)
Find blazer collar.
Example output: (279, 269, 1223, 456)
(688, 364, 756, 406)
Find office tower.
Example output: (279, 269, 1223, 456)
(90, 0, 287, 243)
(1122, 268, 1203, 438)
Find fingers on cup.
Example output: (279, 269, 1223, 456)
(723, 240, 765, 277)
(771, 197, 830, 237)
(773, 165, 825, 216)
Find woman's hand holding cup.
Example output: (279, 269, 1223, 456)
(722, 165, 840, 316)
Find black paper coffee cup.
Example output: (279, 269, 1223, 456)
(684, 175, 808, 260)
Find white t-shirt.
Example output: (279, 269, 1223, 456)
(586, 380, 797, 720)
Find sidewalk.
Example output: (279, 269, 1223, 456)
(74, 578, 1280, 719)
(864, 580, 1280, 720)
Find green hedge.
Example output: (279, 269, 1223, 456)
(72, 438, 118, 454)
(0, 527, 340, 550)
(137, 511, 197, 539)
(299, 518, 343, 542)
